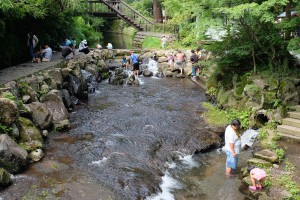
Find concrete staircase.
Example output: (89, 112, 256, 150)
(277, 105, 300, 141)
(132, 32, 177, 48)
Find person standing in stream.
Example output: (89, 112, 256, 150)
(224, 119, 241, 175)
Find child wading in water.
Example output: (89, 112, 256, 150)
(247, 165, 268, 191)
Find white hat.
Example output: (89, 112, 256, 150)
(83, 39, 87, 44)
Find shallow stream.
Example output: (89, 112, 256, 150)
(0, 74, 251, 200)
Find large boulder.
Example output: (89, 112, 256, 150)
(0, 98, 19, 125)
(0, 134, 28, 173)
(27, 102, 53, 129)
(40, 90, 69, 123)
(48, 68, 63, 89)
(17, 117, 43, 143)
(4, 81, 20, 98)
(278, 79, 299, 105)
(143, 69, 153, 77)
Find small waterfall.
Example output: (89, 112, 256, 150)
(241, 129, 259, 149)
(147, 152, 198, 200)
(147, 58, 158, 76)
(146, 171, 182, 200)
(81, 69, 96, 93)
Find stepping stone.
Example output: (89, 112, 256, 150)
(254, 149, 278, 163)
(247, 158, 272, 167)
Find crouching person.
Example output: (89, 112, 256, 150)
(247, 165, 268, 191)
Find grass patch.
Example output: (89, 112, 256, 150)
(142, 36, 161, 49)
(202, 102, 251, 128)
(202, 102, 230, 126)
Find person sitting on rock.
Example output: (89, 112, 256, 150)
(79, 39, 90, 54)
(107, 43, 113, 49)
(36, 43, 52, 62)
(121, 57, 129, 69)
(61, 43, 75, 59)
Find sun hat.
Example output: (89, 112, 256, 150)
(83, 39, 87, 44)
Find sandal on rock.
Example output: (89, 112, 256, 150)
(249, 186, 257, 191)
(257, 186, 262, 190)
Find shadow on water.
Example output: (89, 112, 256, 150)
(0, 76, 251, 200)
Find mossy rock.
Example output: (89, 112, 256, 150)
(233, 82, 245, 97)
(0, 168, 12, 187)
(17, 117, 42, 143)
(244, 84, 262, 97)
(206, 75, 219, 89)
(247, 158, 272, 167)
(267, 78, 279, 90)
(242, 176, 251, 186)
(264, 91, 277, 104)
(217, 90, 232, 107)
(101, 72, 110, 80)
(19, 140, 43, 152)
(254, 149, 278, 163)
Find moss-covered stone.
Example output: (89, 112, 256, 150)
(0, 98, 19, 125)
(233, 82, 245, 97)
(218, 90, 232, 107)
(0, 168, 12, 187)
(244, 84, 262, 97)
(247, 158, 272, 167)
(264, 91, 277, 104)
(17, 117, 42, 144)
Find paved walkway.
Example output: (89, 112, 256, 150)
(0, 53, 65, 84)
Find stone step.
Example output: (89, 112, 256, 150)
(277, 132, 300, 142)
(288, 111, 300, 120)
(277, 125, 300, 137)
(282, 118, 300, 128)
(290, 105, 300, 112)
(247, 158, 272, 167)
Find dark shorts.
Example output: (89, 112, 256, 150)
(133, 63, 139, 71)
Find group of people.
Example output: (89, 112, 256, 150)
(27, 33, 95, 62)
(224, 119, 268, 191)
(28, 32, 53, 63)
(119, 51, 140, 77)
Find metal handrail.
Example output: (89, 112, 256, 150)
(88, 0, 179, 34)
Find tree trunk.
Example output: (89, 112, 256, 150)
(285, 0, 292, 40)
(153, 0, 163, 23)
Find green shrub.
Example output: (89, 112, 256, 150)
(275, 148, 285, 162)
(0, 123, 12, 134)
(202, 102, 251, 128)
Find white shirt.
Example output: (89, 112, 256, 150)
(224, 125, 241, 154)
(79, 41, 87, 50)
(42, 47, 52, 60)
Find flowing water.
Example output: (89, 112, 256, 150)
(0, 63, 253, 200)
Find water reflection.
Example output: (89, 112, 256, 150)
(101, 32, 133, 49)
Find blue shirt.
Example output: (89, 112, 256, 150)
(130, 53, 139, 64)
(65, 39, 71, 46)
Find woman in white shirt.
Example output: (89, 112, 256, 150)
(224, 119, 241, 175)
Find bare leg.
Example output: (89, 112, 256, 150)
(226, 167, 231, 175)
(250, 175, 256, 187)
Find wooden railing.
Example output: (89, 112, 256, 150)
(88, 0, 178, 34)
